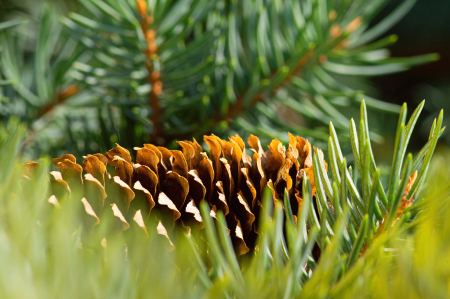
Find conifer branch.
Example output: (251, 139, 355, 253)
(36, 85, 80, 118)
(137, 0, 164, 144)
(213, 50, 316, 127)
(214, 16, 363, 128)
(3, 0, 438, 156)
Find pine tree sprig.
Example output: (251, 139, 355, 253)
(0, 106, 448, 297)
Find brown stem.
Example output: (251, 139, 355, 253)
(36, 85, 79, 118)
(163, 50, 319, 145)
(137, 0, 164, 144)
(213, 50, 315, 126)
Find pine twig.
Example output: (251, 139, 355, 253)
(36, 85, 79, 118)
(137, 0, 164, 145)
(213, 50, 316, 125)
(214, 16, 364, 127)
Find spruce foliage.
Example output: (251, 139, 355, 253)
(0, 2, 448, 297)
(0, 0, 439, 156)
(0, 101, 447, 298)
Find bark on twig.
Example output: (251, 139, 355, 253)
(213, 50, 315, 125)
(137, 0, 164, 144)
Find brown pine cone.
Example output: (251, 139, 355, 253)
(24, 133, 327, 257)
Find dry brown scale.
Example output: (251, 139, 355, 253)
(23, 134, 327, 257)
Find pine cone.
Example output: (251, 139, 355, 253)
(25, 134, 326, 256)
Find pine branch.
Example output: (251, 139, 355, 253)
(18, 100, 445, 295)
(36, 85, 80, 118)
(213, 49, 316, 126)
(137, 0, 164, 144)
(0, 0, 441, 157)
(0, 6, 88, 158)
(0, 100, 448, 297)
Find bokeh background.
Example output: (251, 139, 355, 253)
(0, 0, 448, 162)
(371, 0, 450, 150)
